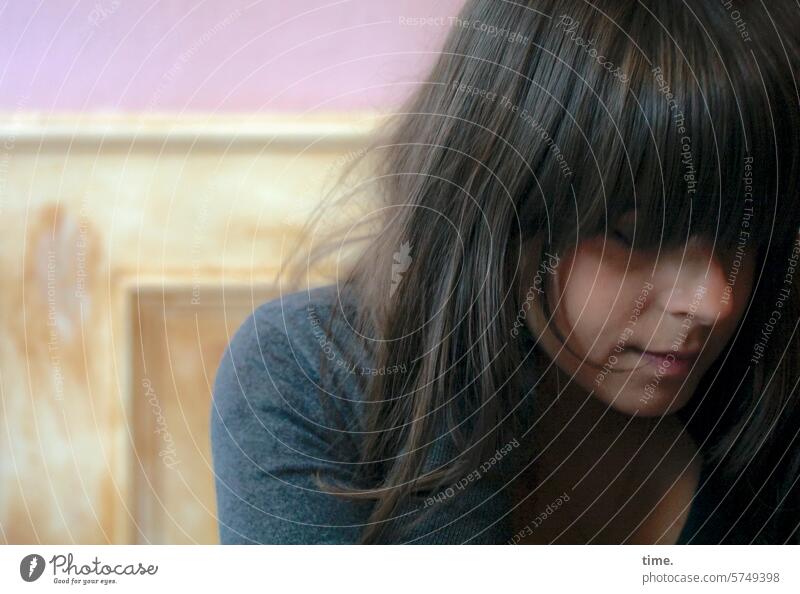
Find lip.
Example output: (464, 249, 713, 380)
(630, 347, 700, 376)
(640, 349, 700, 359)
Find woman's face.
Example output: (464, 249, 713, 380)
(522, 215, 756, 417)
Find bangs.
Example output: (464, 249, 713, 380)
(599, 48, 776, 260)
(523, 1, 800, 264)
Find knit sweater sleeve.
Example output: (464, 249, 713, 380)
(209, 292, 372, 544)
(209, 286, 520, 544)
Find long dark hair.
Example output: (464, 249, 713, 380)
(278, 0, 800, 544)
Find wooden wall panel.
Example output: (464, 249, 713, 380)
(131, 287, 278, 544)
(0, 113, 377, 543)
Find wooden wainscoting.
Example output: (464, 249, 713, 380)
(0, 112, 380, 544)
(130, 284, 278, 544)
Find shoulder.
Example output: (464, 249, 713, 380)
(224, 284, 342, 374)
(209, 285, 374, 543)
(209, 284, 521, 544)
(210, 286, 370, 468)
(211, 284, 368, 432)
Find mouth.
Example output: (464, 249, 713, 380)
(628, 346, 700, 376)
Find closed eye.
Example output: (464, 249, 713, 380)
(612, 229, 633, 246)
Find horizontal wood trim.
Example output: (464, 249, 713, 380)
(0, 111, 385, 148)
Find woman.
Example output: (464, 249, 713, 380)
(211, 0, 800, 544)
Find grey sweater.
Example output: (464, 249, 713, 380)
(209, 284, 783, 544)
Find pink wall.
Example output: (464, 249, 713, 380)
(0, 0, 467, 113)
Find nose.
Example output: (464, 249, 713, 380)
(653, 237, 734, 325)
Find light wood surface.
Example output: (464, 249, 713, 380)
(0, 112, 378, 543)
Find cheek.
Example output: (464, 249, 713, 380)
(715, 254, 756, 341)
(559, 248, 631, 354)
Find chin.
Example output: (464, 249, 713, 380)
(599, 386, 694, 418)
